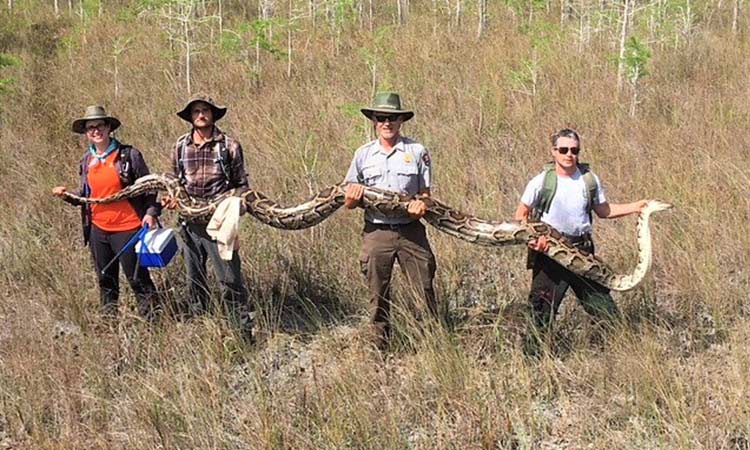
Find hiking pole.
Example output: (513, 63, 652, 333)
(100, 225, 149, 275)
(133, 244, 142, 282)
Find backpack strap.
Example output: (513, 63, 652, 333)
(214, 138, 231, 187)
(578, 163, 598, 217)
(535, 162, 557, 217)
(117, 144, 133, 186)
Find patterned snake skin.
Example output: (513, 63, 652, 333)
(60, 173, 672, 291)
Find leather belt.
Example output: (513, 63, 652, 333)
(364, 221, 418, 232)
(562, 232, 592, 246)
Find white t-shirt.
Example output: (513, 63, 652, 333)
(520, 168, 607, 236)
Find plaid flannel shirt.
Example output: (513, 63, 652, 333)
(171, 126, 250, 200)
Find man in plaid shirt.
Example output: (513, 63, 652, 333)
(163, 94, 253, 343)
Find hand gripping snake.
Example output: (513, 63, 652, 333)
(60, 173, 672, 291)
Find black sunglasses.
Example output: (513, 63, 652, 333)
(556, 146, 580, 155)
(373, 114, 401, 123)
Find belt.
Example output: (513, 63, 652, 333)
(562, 232, 592, 246)
(180, 216, 211, 226)
(364, 221, 418, 232)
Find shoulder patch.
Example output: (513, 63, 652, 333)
(422, 152, 431, 166)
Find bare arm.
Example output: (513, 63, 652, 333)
(344, 184, 365, 209)
(593, 200, 648, 219)
(514, 202, 548, 251)
(407, 188, 431, 218)
(514, 202, 531, 222)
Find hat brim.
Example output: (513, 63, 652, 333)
(361, 108, 414, 122)
(71, 117, 121, 134)
(177, 100, 227, 123)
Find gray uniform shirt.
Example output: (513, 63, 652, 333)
(344, 136, 431, 224)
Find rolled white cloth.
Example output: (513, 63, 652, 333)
(206, 196, 242, 260)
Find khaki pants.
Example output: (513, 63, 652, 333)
(358, 221, 437, 349)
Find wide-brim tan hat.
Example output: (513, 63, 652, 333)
(71, 105, 121, 134)
(176, 94, 227, 123)
(360, 91, 414, 122)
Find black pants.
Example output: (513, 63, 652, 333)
(180, 221, 252, 340)
(528, 236, 620, 332)
(89, 225, 159, 321)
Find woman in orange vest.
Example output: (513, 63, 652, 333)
(52, 106, 161, 323)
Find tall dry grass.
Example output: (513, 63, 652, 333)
(1, 1, 749, 448)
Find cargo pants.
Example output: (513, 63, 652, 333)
(358, 220, 437, 350)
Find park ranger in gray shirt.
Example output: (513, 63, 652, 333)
(344, 92, 438, 351)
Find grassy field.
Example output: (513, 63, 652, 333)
(1, 1, 749, 448)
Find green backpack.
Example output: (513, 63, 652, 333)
(532, 162, 599, 221)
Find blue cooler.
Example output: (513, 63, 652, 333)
(136, 228, 179, 268)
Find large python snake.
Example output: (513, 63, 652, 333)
(60, 173, 672, 291)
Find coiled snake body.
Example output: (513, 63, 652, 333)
(61, 173, 672, 291)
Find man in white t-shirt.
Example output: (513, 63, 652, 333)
(514, 128, 648, 342)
